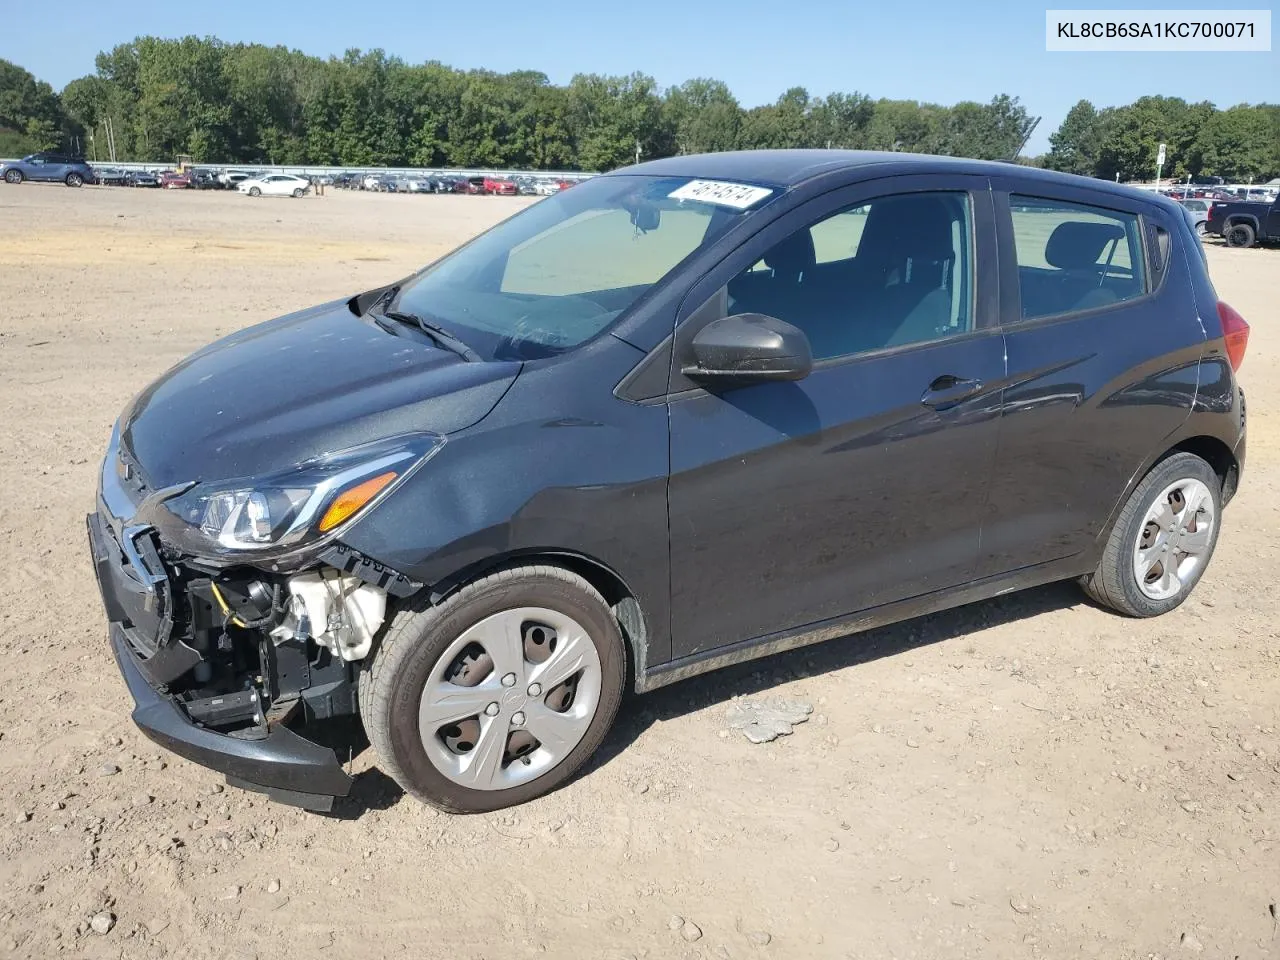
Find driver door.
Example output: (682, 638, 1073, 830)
(666, 175, 1006, 660)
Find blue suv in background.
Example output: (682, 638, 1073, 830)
(2, 152, 96, 187)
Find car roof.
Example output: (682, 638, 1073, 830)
(614, 149, 1177, 211)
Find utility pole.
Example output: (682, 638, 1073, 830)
(1155, 141, 1166, 191)
(635, 139, 641, 166)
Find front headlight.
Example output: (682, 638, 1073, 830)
(152, 432, 444, 559)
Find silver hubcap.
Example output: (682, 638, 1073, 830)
(1133, 477, 1215, 600)
(419, 607, 601, 791)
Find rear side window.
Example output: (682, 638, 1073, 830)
(1009, 196, 1147, 321)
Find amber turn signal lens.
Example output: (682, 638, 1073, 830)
(318, 471, 398, 532)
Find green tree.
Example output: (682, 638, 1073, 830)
(4, 44, 1276, 178)
(1195, 105, 1280, 181)
(664, 78, 741, 155)
(1046, 100, 1101, 175)
(0, 58, 68, 152)
(567, 72, 666, 170)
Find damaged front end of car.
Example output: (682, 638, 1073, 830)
(88, 422, 441, 810)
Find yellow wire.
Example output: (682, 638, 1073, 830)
(208, 582, 247, 628)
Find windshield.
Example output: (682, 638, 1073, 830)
(390, 174, 775, 360)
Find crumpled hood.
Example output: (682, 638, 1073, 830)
(120, 298, 520, 487)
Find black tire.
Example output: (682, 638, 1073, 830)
(1080, 452, 1221, 617)
(1195, 221, 1207, 235)
(1225, 222, 1256, 248)
(65, 173, 83, 188)
(4, 169, 22, 184)
(292, 187, 304, 198)
(248, 186, 261, 198)
(359, 565, 626, 813)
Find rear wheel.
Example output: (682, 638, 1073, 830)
(248, 186, 261, 198)
(4, 169, 22, 184)
(1225, 222, 1256, 248)
(360, 565, 625, 813)
(1080, 452, 1221, 616)
(1195, 221, 1207, 235)
(65, 173, 83, 188)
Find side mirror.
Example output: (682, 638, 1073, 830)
(683, 313, 813, 385)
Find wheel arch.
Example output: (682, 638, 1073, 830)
(419, 549, 650, 693)
(1224, 214, 1261, 231)
(1170, 435, 1240, 504)
(1098, 432, 1242, 554)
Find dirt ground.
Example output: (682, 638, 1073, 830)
(0, 184, 1277, 960)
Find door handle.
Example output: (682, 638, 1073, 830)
(921, 375, 984, 410)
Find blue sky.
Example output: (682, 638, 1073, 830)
(3, 0, 1274, 154)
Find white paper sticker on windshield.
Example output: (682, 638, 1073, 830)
(668, 180, 773, 210)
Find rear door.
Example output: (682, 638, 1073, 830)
(666, 174, 1006, 659)
(44, 154, 69, 181)
(977, 180, 1204, 578)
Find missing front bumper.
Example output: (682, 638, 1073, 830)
(109, 622, 353, 811)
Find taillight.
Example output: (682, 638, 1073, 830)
(1218, 301, 1250, 371)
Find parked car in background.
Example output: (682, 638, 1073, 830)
(1207, 194, 1280, 247)
(1177, 198, 1210, 234)
(87, 151, 1248, 815)
(533, 179, 560, 196)
(238, 173, 311, 198)
(219, 171, 252, 189)
(95, 167, 129, 186)
(159, 171, 191, 189)
(484, 177, 518, 196)
(189, 170, 221, 189)
(333, 173, 359, 189)
(126, 170, 159, 188)
(1, 152, 96, 187)
(463, 176, 487, 194)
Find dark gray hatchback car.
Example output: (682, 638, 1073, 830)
(89, 151, 1249, 813)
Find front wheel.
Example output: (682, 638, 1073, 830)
(360, 566, 625, 813)
(1225, 222, 1256, 248)
(248, 186, 261, 197)
(1080, 452, 1221, 616)
(4, 169, 22, 184)
(292, 187, 304, 198)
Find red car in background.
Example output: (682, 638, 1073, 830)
(159, 170, 191, 189)
(484, 177, 518, 196)
(557, 179, 576, 191)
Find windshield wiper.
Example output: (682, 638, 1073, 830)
(378, 310, 482, 363)
(367, 284, 400, 314)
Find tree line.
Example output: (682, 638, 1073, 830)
(1, 37, 1276, 182)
